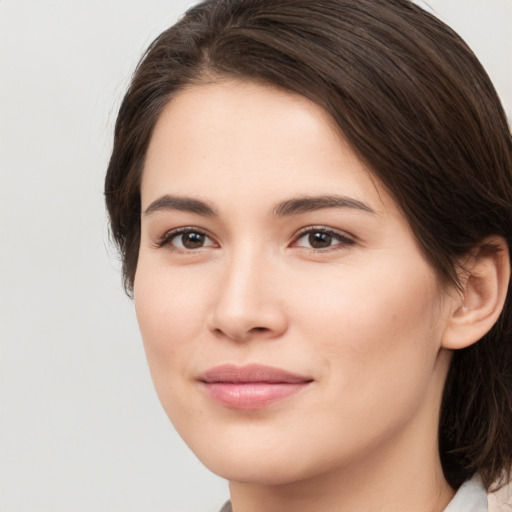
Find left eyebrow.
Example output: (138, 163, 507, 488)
(272, 195, 376, 217)
(143, 195, 218, 216)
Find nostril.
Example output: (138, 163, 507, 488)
(251, 327, 269, 333)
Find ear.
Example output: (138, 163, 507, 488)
(442, 236, 510, 350)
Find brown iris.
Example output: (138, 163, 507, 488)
(182, 231, 206, 249)
(308, 231, 333, 249)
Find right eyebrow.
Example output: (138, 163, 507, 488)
(143, 195, 218, 217)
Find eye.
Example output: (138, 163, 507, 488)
(159, 228, 216, 251)
(293, 227, 354, 250)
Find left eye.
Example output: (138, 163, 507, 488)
(160, 229, 216, 250)
(293, 228, 354, 250)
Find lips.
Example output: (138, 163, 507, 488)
(198, 364, 313, 410)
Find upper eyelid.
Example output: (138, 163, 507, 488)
(163, 226, 210, 237)
(292, 225, 355, 241)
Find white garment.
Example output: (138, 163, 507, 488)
(443, 473, 488, 512)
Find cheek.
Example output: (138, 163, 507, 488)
(133, 262, 213, 387)
(290, 258, 443, 400)
(271, 261, 446, 470)
(133, 261, 222, 437)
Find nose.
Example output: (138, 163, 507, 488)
(206, 246, 288, 343)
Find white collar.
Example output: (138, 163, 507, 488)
(443, 473, 488, 512)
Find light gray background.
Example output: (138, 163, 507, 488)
(1, 1, 511, 511)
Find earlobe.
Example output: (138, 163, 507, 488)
(442, 236, 510, 350)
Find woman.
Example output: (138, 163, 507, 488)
(105, 0, 512, 510)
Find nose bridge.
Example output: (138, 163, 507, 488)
(208, 239, 286, 341)
(233, 236, 271, 289)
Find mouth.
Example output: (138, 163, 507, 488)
(198, 364, 314, 410)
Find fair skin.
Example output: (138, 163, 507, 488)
(134, 80, 508, 512)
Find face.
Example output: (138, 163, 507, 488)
(135, 80, 454, 485)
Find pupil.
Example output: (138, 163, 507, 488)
(309, 231, 332, 248)
(183, 232, 205, 249)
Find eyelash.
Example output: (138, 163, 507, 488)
(293, 226, 355, 251)
(156, 227, 215, 252)
(156, 226, 355, 253)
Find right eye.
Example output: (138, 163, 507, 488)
(159, 228, 216, 251)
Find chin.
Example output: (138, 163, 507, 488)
(202, 453, 315, 486)
(187, 435, 296, 483)
(177, 421, 346, 486)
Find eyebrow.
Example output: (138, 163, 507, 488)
(143, 194, 376, 217)
(144, 195, 217, 216)
(271, 195, 376, 217)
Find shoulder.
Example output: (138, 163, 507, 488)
(488, 478, 512, 512)
(218, 502, 232, 512)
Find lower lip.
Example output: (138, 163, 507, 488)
(201, 382, 310, 410)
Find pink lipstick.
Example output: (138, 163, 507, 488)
(198, 364, 313, 410)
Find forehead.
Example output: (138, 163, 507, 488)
(141, 79, 392, 217)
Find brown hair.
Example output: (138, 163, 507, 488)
(105, 0, 512, 490)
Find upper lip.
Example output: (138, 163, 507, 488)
(199, 364, 313, 384)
